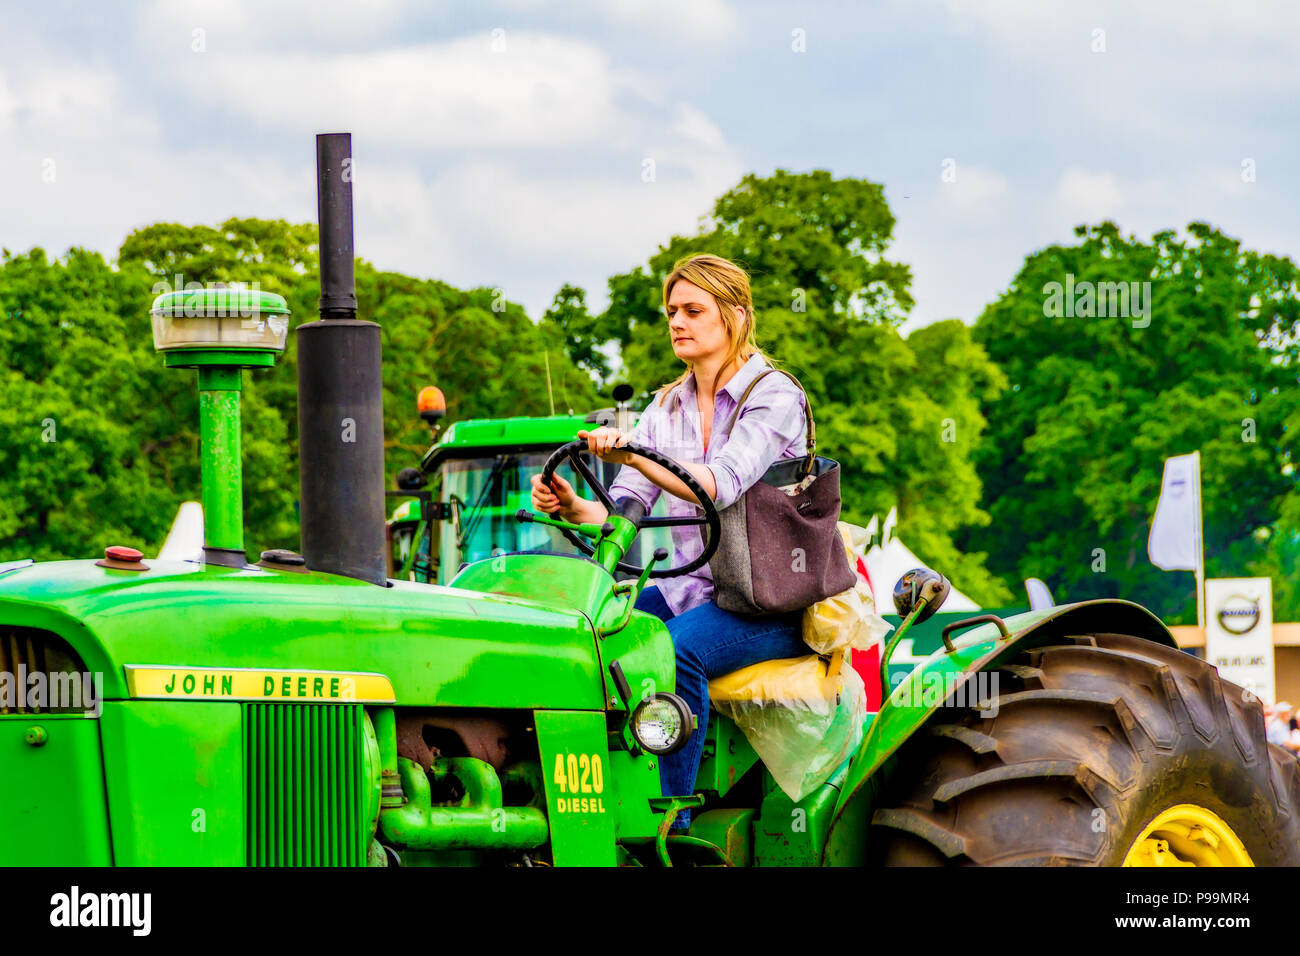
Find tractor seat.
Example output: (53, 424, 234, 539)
(708, 649, 846, 709)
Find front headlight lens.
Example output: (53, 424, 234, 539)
(630, 693, 693, 755)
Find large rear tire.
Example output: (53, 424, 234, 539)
(871, 633, 1300, 865)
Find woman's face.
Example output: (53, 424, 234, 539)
(666, 279, 737, 364)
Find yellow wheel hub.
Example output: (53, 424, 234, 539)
(1122, 804, 1253, 867)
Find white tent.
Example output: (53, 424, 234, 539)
(157, 501, 204, 561)
(858, 507, 980, 613)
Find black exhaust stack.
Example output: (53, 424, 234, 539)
(297, 132, 387, 585)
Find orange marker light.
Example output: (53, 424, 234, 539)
(417, 386, 446, 423)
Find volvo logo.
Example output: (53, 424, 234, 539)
(1217, 594, 1261, 635)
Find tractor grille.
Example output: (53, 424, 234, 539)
(243, 703, 367, 867)
(0, 627, 88, 715)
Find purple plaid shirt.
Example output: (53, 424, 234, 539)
(608, 354, 808, 615)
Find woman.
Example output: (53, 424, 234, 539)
(529, 253, 810, 828)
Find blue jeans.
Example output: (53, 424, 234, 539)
(634, 586, 807, 828)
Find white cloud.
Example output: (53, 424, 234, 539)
(154, 34, 660, 152)
(140, 0, 418, 44)
(937, 164, 1008, 212)
(599, 0, 738, 35)
(1053, 166, 1124, 224)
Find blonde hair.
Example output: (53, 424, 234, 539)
(655, 253, 777, 405)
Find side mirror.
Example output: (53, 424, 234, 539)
(893, 568, 951, 624)
(396, 467, 426, 491)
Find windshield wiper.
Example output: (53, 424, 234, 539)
(457, 455, 514, 553)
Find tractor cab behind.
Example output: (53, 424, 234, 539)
(387, 396, 673, 585)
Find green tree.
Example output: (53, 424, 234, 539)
(1, 218, 600, 561)
(967, 222, 1300, 622)
(0, 246, 195, 559)
(540, 283, 617, 383)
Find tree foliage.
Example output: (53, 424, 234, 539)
(0, 219, 598, 560)
(967, 222, 1300, 622)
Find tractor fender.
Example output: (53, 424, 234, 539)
(824, 599, 1178, 858)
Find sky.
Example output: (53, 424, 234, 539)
(1, 0, 1297, 333)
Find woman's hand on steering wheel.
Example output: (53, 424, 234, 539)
(529, 472, 577, 518)
(576, 426, 635, 466)
(535, 437, 721, 579)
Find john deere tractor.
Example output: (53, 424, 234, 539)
(2, 134, 1297, 867)
(384, 381, 674, 587)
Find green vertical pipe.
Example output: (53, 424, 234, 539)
(197, 366, 244, 552)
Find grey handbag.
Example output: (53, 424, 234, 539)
(708, 369, 857, 616)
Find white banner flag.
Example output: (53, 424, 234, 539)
(1147, 452, 1202, 572)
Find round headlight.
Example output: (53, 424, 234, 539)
(630, 692, 694, 756)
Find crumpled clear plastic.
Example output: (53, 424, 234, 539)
(708, 522, 892, 803)
(711, 660, 866, 803)
(803, 521, 894, 657)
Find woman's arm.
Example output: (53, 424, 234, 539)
(579, 426, 717, 507)
(580, 376, 805, 509)
(624, 457, 716, 506)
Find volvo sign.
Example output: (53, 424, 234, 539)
(1206, 578, 1274, 704)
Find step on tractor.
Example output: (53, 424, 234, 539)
(2, 133, 1298, 868)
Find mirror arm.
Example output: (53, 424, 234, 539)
(880, 598, 931, 696)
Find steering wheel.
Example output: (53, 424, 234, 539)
(535, 438, 721, 579)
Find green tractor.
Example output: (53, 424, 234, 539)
(385, 382, 674, 587)
(2, 134, 1297, 867)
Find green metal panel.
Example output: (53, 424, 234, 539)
(829, 600, 1179, 835)
(753, 760, 849, 866)
(244, 703, 367, 866)
(534, 710, 617, 867)
(197, 368, 244, 552)
(451, 553, 617, 617)
(0, 559, 606, 710)
(882, 606, 1027, 692)
(688, 808, 757, 867)
(438, 415, 592, 450)
(695, 713, 759, 799)
(152, 288, 290, 316)
(0, 715, 112, 865)
(605, 747, 663, 841)
(98, 701, 244, 865)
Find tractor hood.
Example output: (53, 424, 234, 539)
(0, 558, 617, 709)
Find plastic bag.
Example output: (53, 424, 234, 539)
(802, 521, 893, 656)
(712, 661, 866, 803)
(708, 522, 888, 803)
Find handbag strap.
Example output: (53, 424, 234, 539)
(723, 366, 817, 476)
